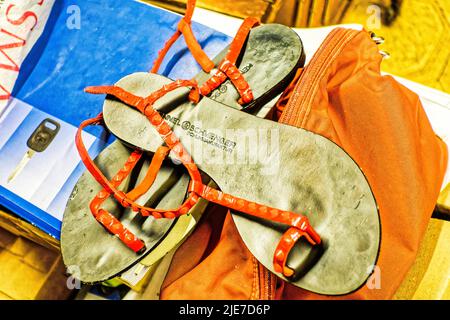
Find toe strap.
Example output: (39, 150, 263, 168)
(151, 0, 214, 73)
(273, 227, 320, 278)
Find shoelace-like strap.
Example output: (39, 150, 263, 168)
(195, 17, 260, 105)
(151, 0, 214, 73)
(151, 0, 259, 106)
(77, 81, 321, 277)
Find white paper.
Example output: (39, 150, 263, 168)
(0, 0, 55, 113)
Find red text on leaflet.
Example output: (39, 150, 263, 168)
(0, 0, 45, 100)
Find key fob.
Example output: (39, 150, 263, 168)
(27, 119, 60, 152)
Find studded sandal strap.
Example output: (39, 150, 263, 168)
(151, 0, 214, 73)
(193, 183, 320, 244)
(78, 82, 203, 214)
(273, 227, 317, 277)
(89, 149, 146, 253)
(197, 17, 260, 105)
(87, 146, 170, 253)
(76, 116, 199, 253)
(151, 0, 259, 106)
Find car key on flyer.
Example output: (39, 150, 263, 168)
(7, 118, 60, 183)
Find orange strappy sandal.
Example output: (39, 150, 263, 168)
(62, 1, 380, 295)
(62, 0, 306, 284)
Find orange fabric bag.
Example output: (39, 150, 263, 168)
(159, 28, 448, 300)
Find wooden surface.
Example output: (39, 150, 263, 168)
(0, 209, 59, 251)
(146, 0, 283, 22)
(0, 227, 70, 300)
(394, 218, 450, 300)
(437, 184, 450, 214)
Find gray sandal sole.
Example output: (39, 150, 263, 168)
(93, 72, 380, 295)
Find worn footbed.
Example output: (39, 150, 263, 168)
(96, 72, 381, 295)
(61, 24, 305, 283)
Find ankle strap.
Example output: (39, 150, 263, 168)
(151, 1, 260, 106)
(151, 0, 260, 106)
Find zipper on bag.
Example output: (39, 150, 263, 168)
(281, 27, 360, 127)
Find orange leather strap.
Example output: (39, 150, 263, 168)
(151, 0, 258, 106)
(79, 81, 203, 215)
(76, 82, 203, 253)
(197, 17, 260, 105)
(151, 0, 214, 73)
(78, 81, 321, 275)
(88, 146, 146, 253)
(126, 146, 170, 201)
(87, 145, 170, 253)
(273, 227, 317, 277)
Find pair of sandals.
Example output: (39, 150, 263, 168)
(61, 0, 380, 296)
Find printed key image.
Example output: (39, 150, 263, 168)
(7, 118, 60, 183)
(0, 98, 103, 225)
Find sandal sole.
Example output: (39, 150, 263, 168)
(95, 72, 380, 295)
